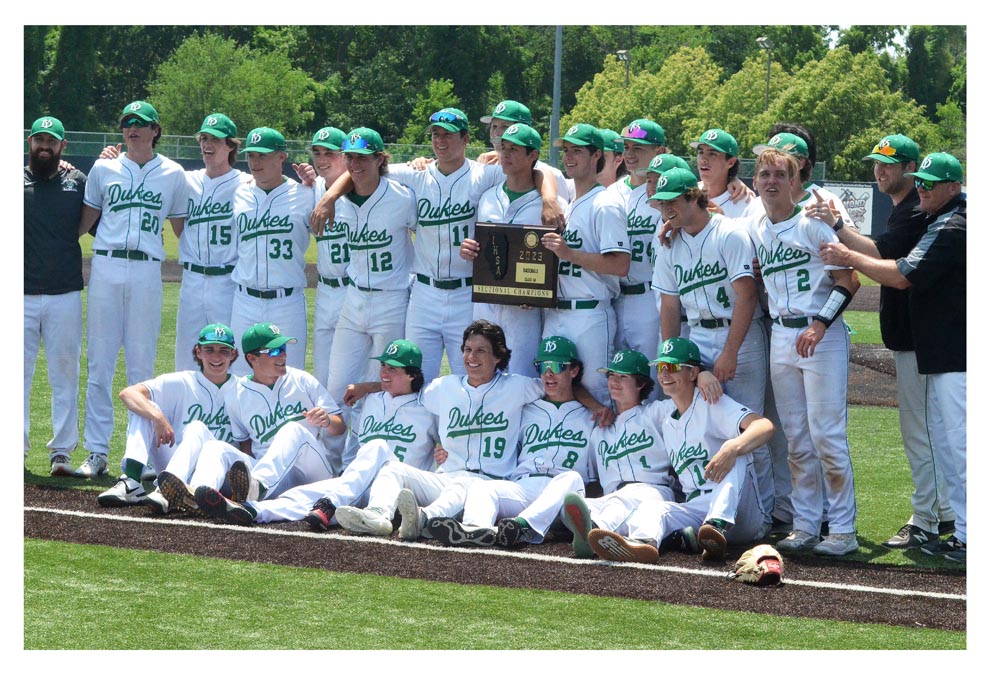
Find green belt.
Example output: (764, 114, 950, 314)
(94, 249, 160, 262)
(556, 299, 599, 310)
(696, 318, 730, 329)
(318, 275, 349, 288)
(620, 283, 647, 295)
(416, 273, 472, 290)
(528, 473, 555, 478)
(238, 285, 294, 299)
(773, 316, 811, 328)
(182, 262, 234, 276)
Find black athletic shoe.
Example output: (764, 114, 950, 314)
(938, 520, 956, 536)
(194, 485, 255, 526)
(495, 517, 531, 547)
(304, 498, 336, 532)
(883, 523, 938, 549)
(427, 517, 496, 547)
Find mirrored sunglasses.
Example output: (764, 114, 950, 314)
(658, 362, 695, 373)
(255, 345, 287, 358)
(534, 360, 566, 375)
(430, 111, 462, 124)
(914, 178, 947, 191)
(343, 137, 370, 151)
(121, 117, 151, 128)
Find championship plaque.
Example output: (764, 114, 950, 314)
(472, 222, 558, 308)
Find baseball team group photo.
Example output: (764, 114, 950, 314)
(22, 24, 967, 652)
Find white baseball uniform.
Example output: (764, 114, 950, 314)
(473, 185, 567, 376)
(83, 153, 188, 456)
(174, 167, 248, 371)
(747, 209, 856, 537)
(229, 176, 314, 375)
(542, 185, 629, 403)
(460, 398, 595, 541)
(707, 188, 751, 220)
(325, 178, 417, 437)
(388, 160, 503, 382)
(249, 390, 440, 523)
(628, 390, 768, 547)
(311, 175, 351, 390)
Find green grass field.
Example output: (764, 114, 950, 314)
(23, 282, 963, 650)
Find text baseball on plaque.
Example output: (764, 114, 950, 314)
(472, 222, 559, 308)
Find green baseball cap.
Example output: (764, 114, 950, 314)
(29, 116, 65, 141)
(621, 119, 666, 146)
(312, 126, 347, 151)
(342, 127, 385, 154)
(500, 123, 541, 151)
(428, 108, 470, 133)
(753, 132, 808, 158)
(481, 100, 532, 125)
(554, 123, 605, 151)
(244, 127, 287, 154)
(906, 152, 963, 183)
(535, 336, 579, 364)
(647, 168, 699, 201)
(197, 323, 236, 348)
(597, 350, 650, 377)
(638, 153, 692, 177)
(863, 134, 920, 164)
(598, 128, 624, 154)
(119, 100, 159, 125)
(371, 339, 423, 369)
(241, 323, 297, 354)
(198, 113, 237, 139)
(690, 128, 739, 156)
(650, 337, 702, 367)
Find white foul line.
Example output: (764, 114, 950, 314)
(25, 506, 966, 602)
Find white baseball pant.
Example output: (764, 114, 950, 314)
(760, 315, 793, 523)
(584, 482, 676, 542)
(405, 282, 472, 382)
(248, 421, 336, 499)
(228, 289, 307, 376)
(120, 401, 181, 476)
(614, 290, 660, 399)
(365, 462, 485, 520)
(463, 470, 585, 541)
(174, 270, 236, 371)
(929, 371, 966, 543)
(159, 421, 218, 484)
(188, 439, 255, 493)
(311, 280, 348, 390)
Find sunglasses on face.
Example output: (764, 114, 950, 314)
(915, 178, 947, 191)
(255, 346, 287, 358)
(121, 117, 151, 128)
(659, 362, 695, 374)
(534, 360, 567, 375)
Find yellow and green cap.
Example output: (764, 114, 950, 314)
(863, 134, 920, 164)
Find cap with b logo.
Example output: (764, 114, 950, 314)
(650, 337, 702, 367)
(371, 339, 423, 369)
(342, 127, 385, 155)
(753, 132, 808, 158)
(535, 335, 578, 364)
(648, 167, 699, 201)
(29, 116, 65, 142)
(428, 108, 470, 133)
(311, 126, 347, 151)
(241, 322, 297, 354)
(621, 119, 666, 146)
(597, 349, 650, 377)
(906, 152, 963, 183)
(481, 100, 532, 125)
(638, 153, 691, 177)
(862, 134, 920, 164)
(244, 127, 287, 154)
(197, 323, 236, 348)
(690, 128, 739, 157)
(553, 123, 605, 151)
(500, 123, 542, 151)
(119, 100, 160, 125)
(198, 113, 237, 139)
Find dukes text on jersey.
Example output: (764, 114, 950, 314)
(359, 413, 417, 445)
(182, 404, 235, 443)
(188, 195, 233, 227)
(446, 407, 509, 438)
(250, 400, 307, 443)
(238, 208, 293, 241)
(107, 182, 163, 213)
(522, 422, 588, 454)
(418, 197, 475, 225)
(674, 259, 728, 293)
(757, 241, 811, 276)
(347, 222, 393, 251)
(597, 428, 653, 468)
(670, 440, 708, 476)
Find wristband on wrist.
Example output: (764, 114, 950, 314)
(832, 216, 844, 232)
(813, 286, 853, 327)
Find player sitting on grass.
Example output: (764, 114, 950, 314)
(97, 324, 240, 508)
(426, 336, 596, 548)
(189, 339, 440, 528)
(568, 338, 774, 563)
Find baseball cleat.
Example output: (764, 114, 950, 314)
(561, 492, 594, 559)
(49, 455, 73, 477)
(588, 529, 659, 563)
(698, 521, 728, 561)
(921, 534, 965, 563)
(304, 498, 336, 532)
(659, 526, 700, 554)
(777, 530, 820, 553)
(813, 532, 859, 556)
(883, 523, 938, 549)
(427, 518, 496, 547)
(334, 506, 394, 537)
(496, 517, 532, 548)
(227, 460, 263, 502)
(145, 489, 171, 515)
(396, 489, 423, 541)
(156, 471, 198, 512)
(194, 485, 255, 526)
(74, 453, 108, 478)
(97, 476, 148, 507)
(140, 461, 157, 482)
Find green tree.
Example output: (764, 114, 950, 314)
(24, 26, 52, 123)
(398, 79, 461, 145)
(146, 33, 316, 136)
(45, 26, 101, 129)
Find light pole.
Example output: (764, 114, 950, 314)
(616, 49, 630, 87)
(756, 37, 774, 112)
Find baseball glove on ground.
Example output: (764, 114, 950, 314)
(730, 544, 783, 586)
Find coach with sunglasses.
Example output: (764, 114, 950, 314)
(821, 150, 966, 564)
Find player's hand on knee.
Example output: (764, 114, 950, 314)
(460, 238, 480, 260)
(155, 419, 175, 447)
(704, 445, 738, 483)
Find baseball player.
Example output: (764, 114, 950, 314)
(747, 148, 860, 556)
(427, 336, 596, 547)
(692, 128, 750, 219)
(596, 129, 627, 188)
(96, 323, 240, 508)
(228, 127, 314, 376)
(573, 338, 774, 562)
(459, 123, 568, 375)
(324, 127, 417, 470)
(193, 339, 440, 526)
(648, 167, 774, 528)
(542, 124, 631, 404)
(75, 100, 189, 478)
(310, 108, 565, 383)
(24, 116, 87, 475)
